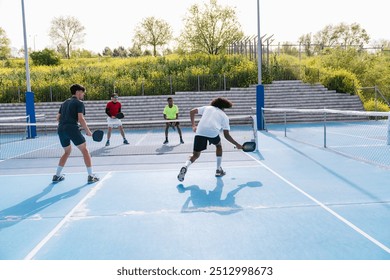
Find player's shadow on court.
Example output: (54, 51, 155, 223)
(0, 183, 89, 231)
(155, 144, 181, 155)
(90, 145, 124, 157)
(177, 178, 262, 215)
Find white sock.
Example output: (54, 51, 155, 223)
(87, 167, 93, 175)
(216, 156, 222, 170)
(56, 166, 64, 176)
(185, 160, 192, 168)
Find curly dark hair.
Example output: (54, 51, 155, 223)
(70, 84, 85, 95)
(210, 97, 233, 110)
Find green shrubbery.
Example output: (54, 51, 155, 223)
(30, 49, 61, 66)
(0, 54, 259, 102)
(363, 98, 390, 112)
(320, 68, 361, 95)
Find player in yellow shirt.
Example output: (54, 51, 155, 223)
(163, 97, 184, 144)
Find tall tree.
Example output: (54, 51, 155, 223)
(49, 16, 85, 59)
(179, 0, 243, 55)
(128, 43, 142, 57)
(0, 27, 11, 60)
(372, 39, 390, 50)
(298, 33, 314, 56)
(112, 46, 128, 58)
(313, 23, 370, 49)
(300, 23, 370, 55)
(133, 17, 173, 56)
(102, 47, 113, 57)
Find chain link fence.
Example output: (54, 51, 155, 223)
(0, 74, 257, 103)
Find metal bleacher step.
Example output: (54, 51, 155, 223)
(0, 80, 366, 130)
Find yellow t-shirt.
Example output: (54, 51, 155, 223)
(163, 104, 179, 120)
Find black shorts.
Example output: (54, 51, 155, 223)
(193, 135, 221, 152)
(58, 124, 86, 147)
(166, 121, 180, 126)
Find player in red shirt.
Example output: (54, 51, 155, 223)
(105, 94, 129, 146)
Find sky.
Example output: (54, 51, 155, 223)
(0, 0, 388, 54)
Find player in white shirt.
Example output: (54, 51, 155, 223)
(177, 97, 242, 181)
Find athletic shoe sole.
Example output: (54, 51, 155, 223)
(215, 169, 226, 177)
(177, 167, 187, 182)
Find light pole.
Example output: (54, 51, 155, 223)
(29, 34, 37, 51)
(21, 0, 31, 92)
(257, 0, 262, 85)
(256, 0, 265, 131)
(21, 0, 37, 138)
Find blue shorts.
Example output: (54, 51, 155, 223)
(58, 124, 86, 147)
(193, 135, 221, 152)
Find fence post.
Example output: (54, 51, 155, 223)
(197, 75, 200, 92)
(170, 76, 173, 95)
(374, 85, 378, 111)
(50, 86, 53, 102)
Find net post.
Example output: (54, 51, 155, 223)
(25, 91, 37, 138)
(256, 84, 265, 130)
(284, 111, 287, 137)
(250, 115, 259, 151)
(387, 116, 390, 145)
(323, 111, 327, 148)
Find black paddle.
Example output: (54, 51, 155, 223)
(92, 130, 104, 142)
(240, 141, 256, 152)
(115, 112, 124, 119)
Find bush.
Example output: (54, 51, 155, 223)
(363, 98, 390, 112)
(320, 68, 361, 95)
(30, 49, 61, 66)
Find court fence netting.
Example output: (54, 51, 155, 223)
(262, 107, 390, 169)
(0, 115, 257, 160)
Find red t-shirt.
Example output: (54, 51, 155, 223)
(106, 101, 121, 117)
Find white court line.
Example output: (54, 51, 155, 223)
(330, 144, 385, 148)
(0, 141, 60, 161)
(328, 131, 386, 142)
(23, 172, 113, 260)
(134, 131, 151, 146)
(244, 152, 390, 255)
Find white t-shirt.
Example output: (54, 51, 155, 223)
(195, 106, 230, 138)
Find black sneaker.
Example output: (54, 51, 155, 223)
(180, 138, 184, 144)
(215, 168, 226, 177)
(177, 166, 187, 182)
(88, 174, 99, 184)
(123, 139, 129, 144)
(105, 140, 110, 146)
(52, 174, 65, 182)
(163, 139, 169, 144)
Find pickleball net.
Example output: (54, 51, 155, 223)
(0, 115, 257, 159)
(262, 107, 390, 168)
